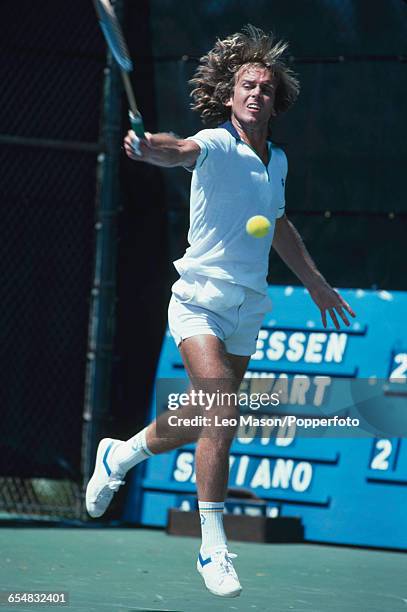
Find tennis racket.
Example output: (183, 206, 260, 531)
(94, 0, 145, 138)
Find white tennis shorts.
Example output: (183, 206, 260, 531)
(168, 273, 272, 356)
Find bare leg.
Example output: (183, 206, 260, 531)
(145, 337, 249, 456)
(145, 383, 206, 453)
(179, 335, 250, 501)
(146, 335, 249, 496)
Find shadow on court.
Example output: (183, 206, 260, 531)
(0, 527, 406, 612)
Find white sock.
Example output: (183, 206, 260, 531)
(198, 501, 227, 554)
(110, 427, 153, 475)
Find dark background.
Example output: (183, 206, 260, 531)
(0, 0, 406, 482)
(140, 0, 407, 290)
(0, 0, 105, 479)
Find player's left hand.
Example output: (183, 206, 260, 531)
(307, 279, 356, 329)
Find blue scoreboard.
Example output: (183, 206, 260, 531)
(124, 287, 407, 550)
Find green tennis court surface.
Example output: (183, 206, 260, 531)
(0, 528, 406, 612)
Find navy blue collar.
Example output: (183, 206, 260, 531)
(219, 120, 241, 140)
(219, 120, 272, 147)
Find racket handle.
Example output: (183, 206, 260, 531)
(129, 110, 145, 138)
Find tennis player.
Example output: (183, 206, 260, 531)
(86, 25, 355, 598)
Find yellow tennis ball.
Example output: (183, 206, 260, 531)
(246, 215, 271, 238)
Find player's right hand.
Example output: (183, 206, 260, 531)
(124, 130, 174, 164)
(124, 130, 150, 160)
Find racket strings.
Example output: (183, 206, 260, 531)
(95, 0, 133, 71)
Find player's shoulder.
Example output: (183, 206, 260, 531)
(269, 143, 288, 170)
(269, 142, 287, 159)
(187, 127, 232, 151)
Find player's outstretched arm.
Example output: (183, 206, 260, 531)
(272, 215, 356, 330)
(123, 130, 200, 168)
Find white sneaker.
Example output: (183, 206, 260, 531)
(197, 547, 242, 598)
(86, 438, 125, 518)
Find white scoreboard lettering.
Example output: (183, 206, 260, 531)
(370, 439, 394, 471)
(237, 421, 296, 445)
(253, 330, 348, 364)
(173, 451, 195, 483)
(389, 353, 407, 381)
(173, 452, 313, 493)
(135, 287, 407, 549)
(241, 373, 331, 407)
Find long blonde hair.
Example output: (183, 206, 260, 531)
(190, 25, 300, 128)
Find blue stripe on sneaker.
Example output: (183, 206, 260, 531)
(198, 552, 212, 567)
(103, 441, 114, 477)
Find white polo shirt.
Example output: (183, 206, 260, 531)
(173, 121, 287, 295)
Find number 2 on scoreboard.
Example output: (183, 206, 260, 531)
(389, 352, 407, 381)
(370, 439, 399, 471)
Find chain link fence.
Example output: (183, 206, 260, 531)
(0, 1, 106, 520)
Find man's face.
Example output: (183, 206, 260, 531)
(226, 64, 276, 130)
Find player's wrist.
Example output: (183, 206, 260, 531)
(303, 270, 326, 291)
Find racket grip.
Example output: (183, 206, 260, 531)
(129, 110, 145, 139)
